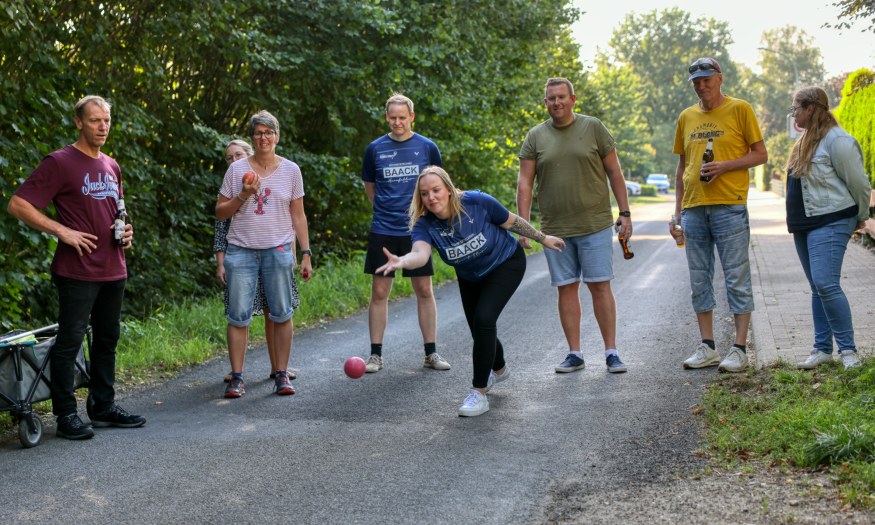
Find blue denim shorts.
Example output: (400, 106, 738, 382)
(682, 205, 754, 314)
(543, 226, 614, 287)
(224, 243, 296, 326)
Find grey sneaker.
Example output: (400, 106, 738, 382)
(365, 354, 383, 373)
(797, 349, 833, 369)
(683, 342, 721, 369)
(424, 352, 451, 370)
(839, 350, 862, 369)
(718, 347, 748, 373)
(458, 390, 489, 417)
(485, 367, 510, 392)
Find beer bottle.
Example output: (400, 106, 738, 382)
(699, 138, 714, 182)
(114, 198, 128, 246)
(618, 235, 634, 260)
(671, 214, 685, 248)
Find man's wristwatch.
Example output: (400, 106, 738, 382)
(301, 249, 312, 257)
(618, 211, 631, 217)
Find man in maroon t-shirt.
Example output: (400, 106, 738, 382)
(7, 95, 146, 440)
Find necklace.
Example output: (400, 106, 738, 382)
(252, 156, 280, 178)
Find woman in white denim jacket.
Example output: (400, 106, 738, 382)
(786, 86, 871, 370)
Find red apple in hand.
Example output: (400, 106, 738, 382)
(242, 171, 258, 186)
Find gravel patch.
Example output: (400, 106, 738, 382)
(533, 467, 873, 524)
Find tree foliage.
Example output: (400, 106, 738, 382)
(836, 68, 875, 186)
(0, 0, 582, 328)
(828, 0, 875, 32)
(754, 26, 826, 137)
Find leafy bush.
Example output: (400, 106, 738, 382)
(0, 0, 583, 329)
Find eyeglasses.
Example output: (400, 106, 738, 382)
(688, 62, 719, 74)
(252, 130, 276, 139)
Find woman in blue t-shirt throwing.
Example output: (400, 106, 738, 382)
(377, 166, 565, 417)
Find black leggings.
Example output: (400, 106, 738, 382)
(458, 245, 526, 389)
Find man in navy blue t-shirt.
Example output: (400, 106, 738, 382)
(360, 93, 450, 373)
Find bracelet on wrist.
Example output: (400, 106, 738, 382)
(236, 193, 247, 203)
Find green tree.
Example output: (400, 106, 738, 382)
(0, 0, 584, 329)
(585, 62, 654, 180)
(755, 26, 826, 138)
(603, 8, 735, 131)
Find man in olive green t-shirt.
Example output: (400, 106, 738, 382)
(517, 77, 633, 375)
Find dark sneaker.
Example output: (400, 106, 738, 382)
(555, 353, 586, 373)
(274, 372, 295, 396)
(56, 413, 95, 440)
(89, 404, 146, 428)
(224, 377, 245, 398)
(270, 370, 297, 380)
(606, 354, 628, 373)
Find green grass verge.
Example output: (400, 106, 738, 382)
(701, 359, 875, 508)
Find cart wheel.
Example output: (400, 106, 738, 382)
(18, 414, 43, 448)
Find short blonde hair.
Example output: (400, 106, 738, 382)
(385, 93, 414, 114)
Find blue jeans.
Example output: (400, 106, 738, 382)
(793, 216, 857, 353)
(51, 274, 125, 417)
(682, 205, 754, 314)
(225, 243, 296, 326)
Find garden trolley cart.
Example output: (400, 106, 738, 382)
(0, 324, 90, 448)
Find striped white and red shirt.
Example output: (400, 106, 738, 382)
(219, 157, 305, 249)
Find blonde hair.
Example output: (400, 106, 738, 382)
(785, 86, 838, 177)
(385, 93, 414, 114)
(225, 139, 254, 156)
(408, 166, 466, 233)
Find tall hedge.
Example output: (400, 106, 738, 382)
(835, 68, 875, 186)
(0, 0, 582, 328)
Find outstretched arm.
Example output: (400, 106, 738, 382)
(374, 240, 433, 275)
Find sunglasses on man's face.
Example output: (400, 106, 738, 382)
(689, 62, 719, 74)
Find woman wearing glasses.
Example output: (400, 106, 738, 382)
(786, 87, 871, 370)
(214, 139, 290, 384)
(216, 111, 313, 398)
(376, 166, 565, 417)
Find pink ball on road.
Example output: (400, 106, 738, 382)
(344, 356, 366, 379)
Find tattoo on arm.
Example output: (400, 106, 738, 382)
(509, 216, 546, 242)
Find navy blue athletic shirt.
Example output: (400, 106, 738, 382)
(412, 191, 519, 282)
(362, 133, 442, 236)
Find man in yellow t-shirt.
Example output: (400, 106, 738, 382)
(671, 57, 767, 373)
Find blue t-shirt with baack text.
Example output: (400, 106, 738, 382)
(411, 191, 518, 282)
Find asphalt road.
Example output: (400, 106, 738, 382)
(0, 197, 739, 524)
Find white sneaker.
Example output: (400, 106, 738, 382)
(424, 352, 451, 370)
(365, 354, 383, 373)
(683, 342, 721, 369)
(458, 390, 489, 417)
(797, 349, 833, 369)
(718, 347, 748, 373)
(485, 367, 510, 392)
(839, 350, 862, 370)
